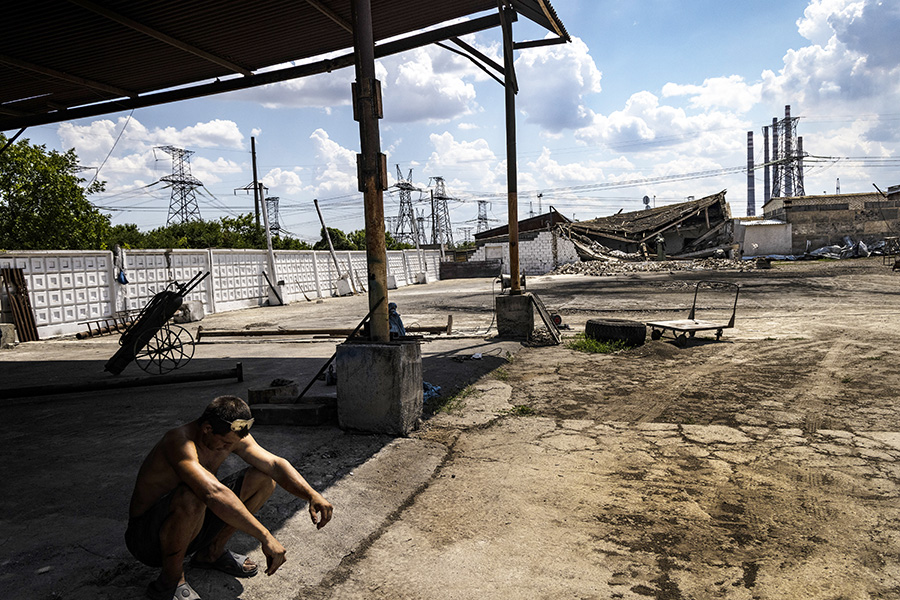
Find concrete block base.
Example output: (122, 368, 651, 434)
(0, 323, 16, 348)
(173, 300, 205, 323)
(247, 381, 300, 405)
(496, 294, 534, 339)
(336, 340, 422, 435)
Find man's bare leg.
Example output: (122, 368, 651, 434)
(155, 485, 207, 588)
(192, 468, 276, 572)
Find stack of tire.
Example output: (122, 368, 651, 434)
(584, 318, 646, 347)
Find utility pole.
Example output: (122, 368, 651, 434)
(251, 137, 261, 228)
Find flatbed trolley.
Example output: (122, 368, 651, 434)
(646, 280, 740, 347)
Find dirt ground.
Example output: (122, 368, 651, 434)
(311, 258, 900, 600)
(3, 258, 900, 600)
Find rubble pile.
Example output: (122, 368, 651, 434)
(549, 258, 754, 276)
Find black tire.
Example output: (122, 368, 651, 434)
(584, 318, 646, 346)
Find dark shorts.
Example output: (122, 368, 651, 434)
(125, 468, 247, 568)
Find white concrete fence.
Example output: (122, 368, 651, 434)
(0, 248, 441, 339)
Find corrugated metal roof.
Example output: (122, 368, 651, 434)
(570, 191, 728, 238)
(0, 0, 568, 132)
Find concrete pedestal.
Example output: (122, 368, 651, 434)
(336, 340, 422, 435)
(495, 294, 534, 339)
(0, 323, 16, 348)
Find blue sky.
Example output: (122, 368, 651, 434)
(12, 0, 900, 243)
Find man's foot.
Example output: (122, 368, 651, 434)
(147, 580, 201, 600)
(190, 549, 259, 578)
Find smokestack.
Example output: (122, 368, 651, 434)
(763, 125, 771, 205)
(747, 131, 756, 216)
(784, 105, 793, 197)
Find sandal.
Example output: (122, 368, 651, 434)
(146, 581, 201, 600)
(190, 549, 259, 578)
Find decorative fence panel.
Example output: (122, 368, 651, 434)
(1, 248, 441, 340)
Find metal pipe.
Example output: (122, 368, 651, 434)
(0, 363, 243, 399)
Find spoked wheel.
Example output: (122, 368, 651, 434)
(134, 324, 195, 374)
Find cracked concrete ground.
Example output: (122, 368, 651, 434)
(3, 258, 900, 599)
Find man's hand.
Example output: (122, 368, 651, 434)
(309, 493, 333, 530)
(261, 535, 287, 576)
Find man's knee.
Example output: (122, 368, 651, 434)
(242, 467, 276, 500)
(168, 484, 207, 524)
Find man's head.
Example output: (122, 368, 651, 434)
(199, 395, 254, 438)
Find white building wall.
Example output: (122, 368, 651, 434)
(0, 248, 441, 340)
(470, 230, 579, 275)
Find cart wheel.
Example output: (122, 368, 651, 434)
(650, 329, 662, 341)
(675, 334, 688, 348)
(134, 325, 195, 375)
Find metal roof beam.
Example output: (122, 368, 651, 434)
(66, 0, 253, 76)
(304, 0, 352, 33)
(0, 13, 502, 131)
(0, 53, 136, 99)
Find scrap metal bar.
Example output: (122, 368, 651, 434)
(0, 363, 243, 399)
(196, 315, 451, 341)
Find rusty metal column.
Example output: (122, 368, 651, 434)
(500, 5, 522, 294)
(351, 0, 389, 340)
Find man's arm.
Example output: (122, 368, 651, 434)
(163, 432, 285, 563)
(235, 436, 334, 529)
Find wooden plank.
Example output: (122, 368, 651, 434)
(530, 292, 560, 345)
(1, 268, 39, 342)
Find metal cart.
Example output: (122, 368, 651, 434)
(646, 280, 740, 347)
(104, 271, 209, 375)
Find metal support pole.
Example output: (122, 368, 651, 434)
(314, 198, 343, 276)
(251, 137, 261, 229)
(500, 5, 522, 295)
(351, 0, 389, 340)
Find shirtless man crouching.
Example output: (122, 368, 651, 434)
(126, 395, 333, 600)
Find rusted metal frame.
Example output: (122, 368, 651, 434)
(499, 2, 522, 294)
(352, 0, 389, 341)
(1, 14, 503, 130)
(513, 37, 568, 50)
(66, 0, 252, 76)
(437, 40, 505, 87)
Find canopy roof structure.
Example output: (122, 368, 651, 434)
(0, 0, 568, 132)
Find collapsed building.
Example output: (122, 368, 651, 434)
(565, 191, 734, 260)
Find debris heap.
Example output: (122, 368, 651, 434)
(549, 258, 754, 276)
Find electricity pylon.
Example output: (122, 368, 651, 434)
(157, 145, 202, 226)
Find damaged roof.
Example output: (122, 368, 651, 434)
(0, 0, 569, 132)
(569, 191, 728, 244)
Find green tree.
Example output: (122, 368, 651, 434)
(0, 135, 109, 249)
(313, 227, 355, 251)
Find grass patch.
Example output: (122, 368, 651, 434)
(506, 404, 535, 416)
(493, 366, 509, 381)
(434, 386, 476, 414)
(840, 376, 854, 384)
(565, 333, 630, 354)
(866, 355, 883, 361)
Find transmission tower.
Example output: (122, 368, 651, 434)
(266, 197, 280, 233)
(415, 209, 429, 246)
(157, 145, 202, 225)
(769, 104, 805, 199)
(429, 177, 455, 247)
(475, 199, 492, 233)
(391, 165, 419, 245)
(458, 226, 474, 244)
